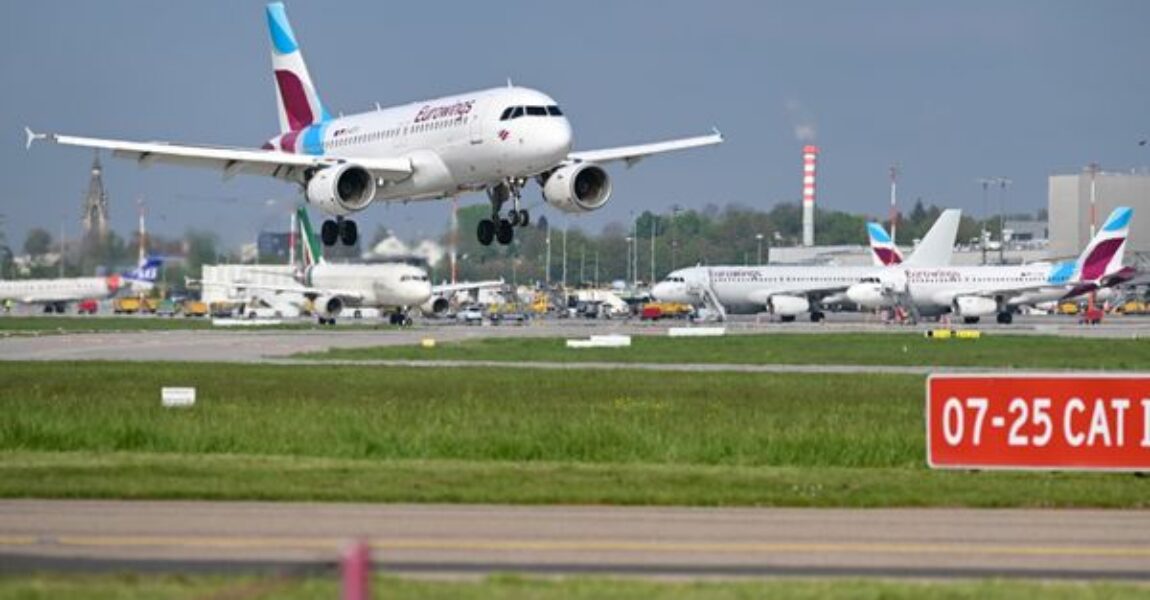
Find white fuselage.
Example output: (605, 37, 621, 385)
(270, 86, 574, 202)
(846, 262, 1078, 314)
(303, 263, 431, 308)
(652, 265, 885, 314)
(0, 276, 119, 305)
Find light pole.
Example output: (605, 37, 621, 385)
(977, 178, 993, 265)
(670, 205, 681, 270)
(545, 226, 551, 287)
(756, 233, 764, 266)
(994, 177, 1011, 264)
(625, 236, 633, 288)
(650, 215, 656, 284)
(561, 224, 568, 289)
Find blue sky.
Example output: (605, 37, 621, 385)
(3, 1, 1147, 248)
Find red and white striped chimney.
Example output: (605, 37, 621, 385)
(801, 145, 819, 247)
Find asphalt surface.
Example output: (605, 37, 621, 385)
(2, 501, 1148, 580)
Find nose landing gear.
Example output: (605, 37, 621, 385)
(478, 179, 531, 246)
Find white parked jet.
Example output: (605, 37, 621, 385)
(0, 257, 163, 314)
(27, 2, 721, 250)
(845, 206, 1134, 324)
(651, 210, 961, 321)
(228, 207, 433, 324)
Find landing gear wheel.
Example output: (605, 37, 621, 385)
(321, 220, 339, 246)
(339, 219, 358, 246)
(780, 315, 796, 323)
(810, 311, 825, 322)
(517, 209, 530, 227)
(963, 316, 980, 324)
(509, 210, 521, 227)
(477, 219, 495, 246)
(496, 219, 514, 245)
(996, 312, 1013, 324)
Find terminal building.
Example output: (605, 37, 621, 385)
(1048, 169, 1150, 264)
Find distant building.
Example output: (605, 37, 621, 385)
(1048, 169, 1150, 259)
(257, 231, 293, 261)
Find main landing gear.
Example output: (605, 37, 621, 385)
(477, 179, 530, 246)
(320, 217, 358, 247)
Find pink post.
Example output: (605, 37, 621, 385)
(341, 540, 371, 600)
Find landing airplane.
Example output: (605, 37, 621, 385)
(651, 210, 961, 321)
(27, 3, 721, 249)
(0, 257, 163, 314)
(846, 206, 1134, 324)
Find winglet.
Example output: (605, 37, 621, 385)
(711, 126, 724, 141)
(24, 126, 46, 150)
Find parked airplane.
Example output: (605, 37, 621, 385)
(651, 210, 961, 321)
(845, 206, 1134, 324)
(230, 207, 433, 324)
(27, 2, 721, 249)
(0, 257, 164, 313)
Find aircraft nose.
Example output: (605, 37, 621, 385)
(652, 282, 678, 302)
(549, 118, 574, 158)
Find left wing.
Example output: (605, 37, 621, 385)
(568, 130, 723, 167)
(25, 128, 413, 181)
(432, 280, 504, 296)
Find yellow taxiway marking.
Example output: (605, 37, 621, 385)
(1, 535, 1147, 559)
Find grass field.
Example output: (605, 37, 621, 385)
(2, 362, 1146, 507)
(298, 332, 1150, 369)
(1, 573, 1145, 600)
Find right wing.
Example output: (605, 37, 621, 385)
(25, 127, 412, 182)
(568, 129, 723, 167)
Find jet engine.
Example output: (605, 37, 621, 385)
(845, 280, 886, 308)
(313, 295, 344, 319)
(420, 295, 450, 317)
(768, 295, 810, 316)
(953, 296, 997, 317)
(306, 164, 376, 216)
(541, 163, 611, 213)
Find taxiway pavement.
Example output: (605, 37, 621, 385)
(1, 501, 1147, 580)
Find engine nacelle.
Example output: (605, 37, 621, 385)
(313, 295, 343, 319)
(846, 282, 888, 308)
(541, 163, 611, 214)
(953, 296, 997, 317)
(768, 295, 810, 316)
(305, 164, 376, 216)
(420, 296, 450, 317)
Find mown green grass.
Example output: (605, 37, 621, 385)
(1, 362, 1147, 507)
(0, 574, 1145, 600)
(299, 332, 1150, 369)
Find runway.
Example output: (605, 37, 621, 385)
(2, 501, 1147, 580)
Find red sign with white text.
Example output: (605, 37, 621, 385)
(927, 374, 1150, 471)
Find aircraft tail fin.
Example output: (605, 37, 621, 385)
(266, 2, 330, 133)
(123, 256, 163, 284)
(296, 206, 326, 267)
(1073, 206, 1132, 285)
(866, 222, 903, 266)
(904, 209, 961, 267)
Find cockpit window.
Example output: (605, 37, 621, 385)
(510, 106, 524, 119)
(547, 105, 563, 116)
(526, 106, 547, 116)
(499, 107, 514, 121)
